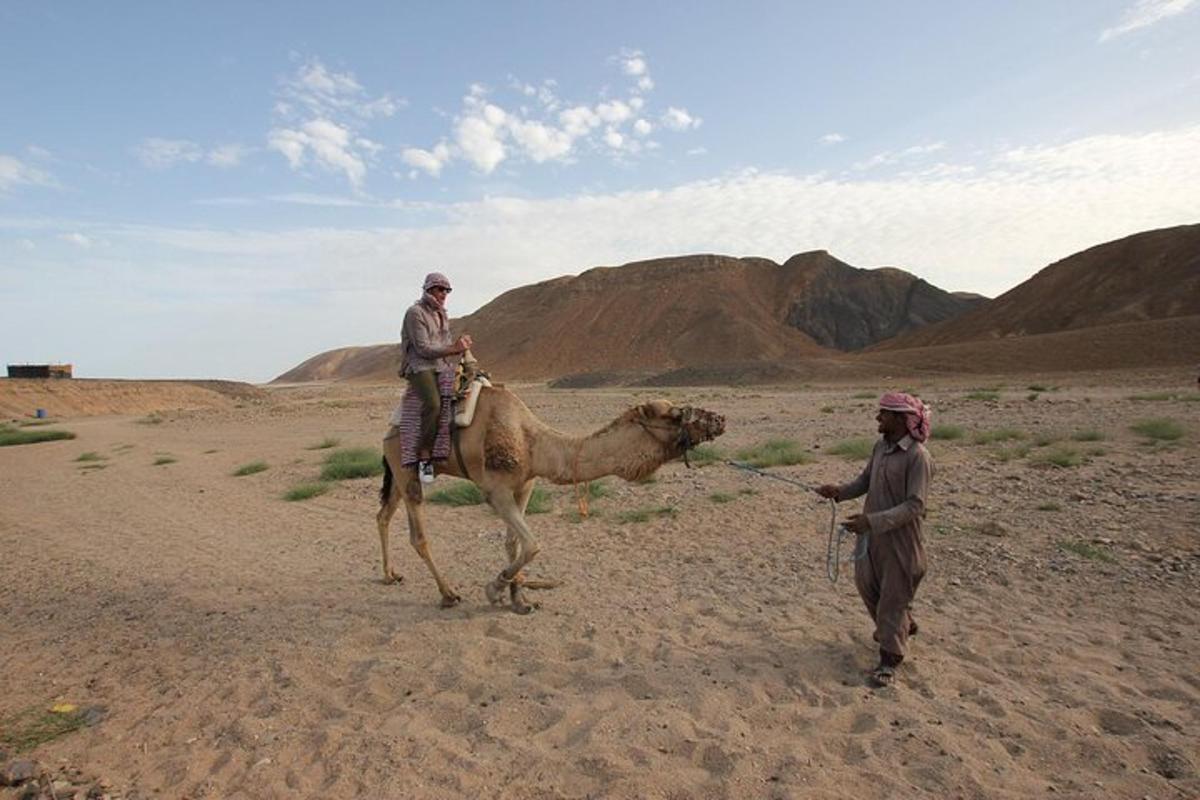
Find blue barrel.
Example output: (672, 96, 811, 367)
(35, 408, 47, 419)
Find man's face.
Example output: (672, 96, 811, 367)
(876, 409, 908, 439)
(429, 285, 451, 303)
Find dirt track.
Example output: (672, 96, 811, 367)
(1, 376, 1198, 799)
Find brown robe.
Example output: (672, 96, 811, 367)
(837, 434, 933, 659)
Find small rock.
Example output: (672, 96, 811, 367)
(1, 760, 37, 786)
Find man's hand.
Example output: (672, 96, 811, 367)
(845, 513, 871, 535)
(454, 334, 474, 353)
(816, 484, 839, 500)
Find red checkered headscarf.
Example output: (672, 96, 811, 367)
(879, 392, 931, 443)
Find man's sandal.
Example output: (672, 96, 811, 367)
(870, 665, 896, 688)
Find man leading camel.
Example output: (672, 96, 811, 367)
(817, 392, 933, 688)
(400, 272, 472, 483)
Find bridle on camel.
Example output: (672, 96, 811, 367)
(722, 460, 868, 584)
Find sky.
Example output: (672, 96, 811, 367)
(2, 1, 1199, 382)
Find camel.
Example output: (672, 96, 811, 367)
(377, 385, 726, 613)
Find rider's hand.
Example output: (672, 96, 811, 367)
(846, 513, 870, 534)
(816, 484, 839, 500)
(455, 334, 473, 353)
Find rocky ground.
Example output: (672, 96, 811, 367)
(1, 373, 1197, 799)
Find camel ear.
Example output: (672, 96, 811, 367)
(641, 399, 672, 419)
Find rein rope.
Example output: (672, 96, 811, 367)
(723, 460, 867, 584)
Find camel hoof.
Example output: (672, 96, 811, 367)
(382, 570, 404, 585)
(440, 593, 462, 608)
(484, 580, 506, 605)
(511, 601, 536, 615)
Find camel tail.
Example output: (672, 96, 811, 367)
(379, 457, 393, 507)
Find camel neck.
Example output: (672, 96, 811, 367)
(530, 417, 668, 485)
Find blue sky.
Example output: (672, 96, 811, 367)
(2, 1, 1198, 381)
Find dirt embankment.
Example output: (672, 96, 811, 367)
(0, 379, 266, 419)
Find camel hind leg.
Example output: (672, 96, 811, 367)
(485, 487, 542, 614)
(376, 453, 404, 584)
(404, 489, 463, 608)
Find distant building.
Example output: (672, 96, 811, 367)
(6, 364, 73, 379)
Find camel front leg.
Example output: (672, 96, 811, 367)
(376, 453, 406, 584)
(484, 490, 541, 614)
(404, 492, 462, 608)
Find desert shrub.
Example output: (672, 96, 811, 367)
(1128, 392, 1175, 402)
(0, 428, 76, 447)
(19, 419, 55, 427)
(1130, 418, 1184, 441)
(136, 413, 165, 425)
(153, 456, 177, 466)
(586, 480, 611, 499)
(1036, 502, 1062, 512)
(428, 481, 484, 506)
(525, 485, 552, 514)
(1031, 445, 1083, 468)
(0, 705, 90, 752)
(306, 437, 341, 450)
(284, 482, 330, 502)
(74, 452, 105, 462)
(687, 444, 724, 466)
(964, 390, 1000, 402)
(1058, 539, 1115, 563)
(1026, 392, 1040, 401)
(991, 444, 1031, 462)
(616, 505, 676, 524)
(931, 425, 965, 440)
(320, 447, 384, 480)
(233, 461, 269, 476)
(735, 439, 814, 468)
(974, 428, 1025, 445)
(1032, 432, 1061, 447)
(820, 405, 835, 414)
(1070, 429, 1104, 442)
(708, 492, 736, 504)
(738, 488, 759, 496)
(853, 391, 877, 399)
(827, 438, 875, 461)
(1027, 385, 1049, 392)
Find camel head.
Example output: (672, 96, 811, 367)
(634, 399, 726, 458)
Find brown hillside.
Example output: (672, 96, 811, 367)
(273, 252, 977, 383)
(874, 224, 1200, 350)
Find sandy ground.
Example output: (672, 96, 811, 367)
(1, 374, 1198, 799)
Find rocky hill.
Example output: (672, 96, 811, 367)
(273, 251, 978, 382)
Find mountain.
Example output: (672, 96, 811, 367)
(272, 251, 979, 382)
(872, 224, 1200, 351)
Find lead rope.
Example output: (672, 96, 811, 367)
(723, 460, 867, 583)
(572, 441, 589, 519)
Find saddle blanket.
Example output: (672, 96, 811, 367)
(386, 370, 456, 468)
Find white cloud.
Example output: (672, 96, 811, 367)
(268, 118, 367, 187)
(0, 154, 54, 192)
(456, 112, 508, 173)
(854, 141, 946, 171)
(207, 144, 252, 168)
(634, 119, 653, 136)
(604, 129, 625, 149)
(136, 138, 203, 168)
(59, 232, 93, 248)
(508, 121, 573, 163)
(662, 107, 701, 131)
(686, 147, 708, 156)
(621, 55, 647, 77)
(820, 133, 846, 145)
(1100, 0, 1196, 41)
(401, 142, 452, 176)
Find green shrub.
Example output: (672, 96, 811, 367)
(1031, 445, 1083, 468)
(1027, 385, 1048, 392)
(320, 447, 384, 480)
(525, 485, 552, 514)
(734, 439, 814, 468)
(1130, 418, 1184, 441)
(616, 505, 676, 524)
(0, 428, 76, 447)
(19, 419, 56, 427)
(1036, 502, 1062, 512)
(153, 456, 177, 466)
(136, 413, 165, 425)
(708, 492, 736, 504)
(827, 438, 875, 461)
(233, 461, 269, 476)
(991, 444, 1031, 462)
(853, 391, 877, 400)
(1026, 392, 1040, 402)
(1070, 429, 1104, 442)
(0, 706, 90, 752)
(1032, 432, 1061, 447)
(428, 481, 484, 506)
(687, 444, 724, 466)
(974, 428, 1025, 445)
(820, 405, 835, 414)
(965, 390, 1000, 402)
(586, 480, 611, 499)
(284, 482, 330, 501)
(306, 437, 341, 450)
(931, 425, 965, 440)
(1128, 392, 1175, 402)
(1058, 539, 1115, 563)
(74, 452, 105, 462)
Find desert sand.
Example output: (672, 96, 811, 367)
(1, 373, 1197, 799)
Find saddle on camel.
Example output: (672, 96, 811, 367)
(378, 354, 726, 614)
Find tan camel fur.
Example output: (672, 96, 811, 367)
(378, 386, 726, 613)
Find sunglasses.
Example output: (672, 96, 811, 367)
(430, 286, 451, 293)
